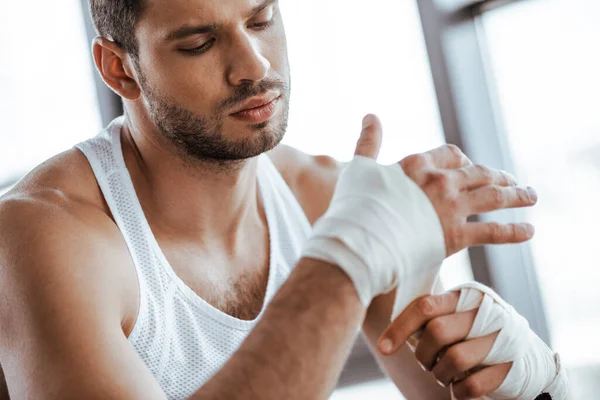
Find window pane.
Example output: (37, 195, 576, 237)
(280, 0, 444, 162)
(483, 0, 600, 392)
(0, 0, 102, 185)
(280, 0, 473, 295)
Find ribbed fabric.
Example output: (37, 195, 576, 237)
(76, 117, 312, 399)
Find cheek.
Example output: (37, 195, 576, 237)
(144, 48, 224, 113)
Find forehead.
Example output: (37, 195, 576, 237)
(141, 0, 267, 32)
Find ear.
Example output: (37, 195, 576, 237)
(92, 36, 141, 100)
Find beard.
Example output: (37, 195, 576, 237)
(138, 70, 290, 165)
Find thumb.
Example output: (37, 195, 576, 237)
(354, 114, 383, 160)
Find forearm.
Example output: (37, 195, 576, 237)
(193, 258, 365, 400)
(362, 290, 451, 400)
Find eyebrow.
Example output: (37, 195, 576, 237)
(165, 24, 218, 41)
(164, 0, 278, 42)
(248, 0, 278, 19)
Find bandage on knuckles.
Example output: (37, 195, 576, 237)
(447, 282, 568, 400)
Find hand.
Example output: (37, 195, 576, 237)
(355, 116, 538, 257)
(377, 291, 511, 400)
(304, 113, 538, 311)
(377, 283, 568, 400)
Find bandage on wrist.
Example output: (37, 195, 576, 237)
(301, 156, 445, 310)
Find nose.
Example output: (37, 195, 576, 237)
(226, 31, 270, 86)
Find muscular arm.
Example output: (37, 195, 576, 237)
(363, 291, 451, 399)
(0, 196, 365, 399)
(0, 197, 165, 400)
(270, 146, 451, 398)
(194, 258, 364, 399)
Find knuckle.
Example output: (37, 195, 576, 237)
(402, 153, 426, 171)
(473, 164, 488, 176)
(501, 170, 517, 186)
(446, 144, 463, 159)
(509, 223, 520, 240)
(456, 167, 470, 182)
(463, 377, 483, 398)
(490, 185, 505, 206)
(446, 346, 467, 371)
(417, 296, 438, 318)
(487, 222, 504, 241)
(475, 164, 493, 184)
(427, 318, 447, 342)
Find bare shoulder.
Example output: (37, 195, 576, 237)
(0, 149, 138, 337)
(0, 185, 158, 399)
(4, 147, 109, 213)
(268, 144, 345, 224)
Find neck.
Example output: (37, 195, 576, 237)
(120, 116, 266, 252)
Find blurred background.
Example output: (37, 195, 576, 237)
(1, 0, 598, 398)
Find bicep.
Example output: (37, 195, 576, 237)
(0, 202, 166, 400)
(0, 316, 165, 400)
(362, 290, 451, 399)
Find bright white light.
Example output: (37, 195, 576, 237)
(0, 0, 102, 184)
(484, 0, 600, 368)
(280, 0, 446, 164)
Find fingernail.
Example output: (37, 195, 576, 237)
(527, 187, 538, 202)
(379, 338, 393, 354)
(525, 223, 535, 236)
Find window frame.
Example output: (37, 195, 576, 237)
(416, 0, 550, 343)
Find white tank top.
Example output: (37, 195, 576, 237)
(76, 117, 312, 400)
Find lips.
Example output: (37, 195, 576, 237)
(231, 92, 280, 115)
(230, 94, 281, 124)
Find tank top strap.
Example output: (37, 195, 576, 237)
(256, 154, 312, 272)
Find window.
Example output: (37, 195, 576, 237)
(281, 0, 472, 396)
(482, 0, 600, 393)
(0, 0, 102, 187)
(281, 0, 443, 162)
(280, 0, 473, 290)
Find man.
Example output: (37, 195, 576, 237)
(0, 0, 566, 399)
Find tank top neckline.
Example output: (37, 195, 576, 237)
(107, 117, 280, 331)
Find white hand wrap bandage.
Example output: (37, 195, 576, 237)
(450, 282, 569, 400)
(302, 156, 446, 313)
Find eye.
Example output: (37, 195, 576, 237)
(181, 38, 216, 55)
(249, 5, 276, 30)
(250, 19, 275, 30)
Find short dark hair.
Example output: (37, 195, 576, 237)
(89, 0, 145, 56)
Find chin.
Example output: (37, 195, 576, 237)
(231, 115, 286, 146)
(249, 125, 285, 155)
